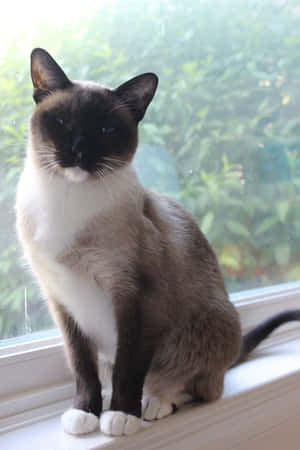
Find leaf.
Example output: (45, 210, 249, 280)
(226, 220, 250, 237)
(197, 106, 209, 120)
(287, 265, 300, 281)
(220, 253, 240, 270)
(255, 217, 279, 235)
(274, 244, 290, 266)
(219, 243, 244, 271)
(201, 211, 214, 234)
(183, 61, 198, 75)
(276, 201, 289, 222)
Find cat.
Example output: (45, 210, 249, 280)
(16, 48, 300, 437)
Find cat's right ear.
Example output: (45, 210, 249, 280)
(31, 48, 72, 103)
(115, 73, 158, 122)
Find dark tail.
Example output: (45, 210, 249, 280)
(233, 309, 300, 366)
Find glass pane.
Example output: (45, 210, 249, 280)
(1, 0, 300, 340)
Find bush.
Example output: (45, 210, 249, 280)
(1, 0, 300, 339)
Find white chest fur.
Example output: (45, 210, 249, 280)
(18, 163, 114, 255)
(16, 162, 143, 362)
(47, 262, 117, 362)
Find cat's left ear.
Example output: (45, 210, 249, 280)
(31, 48, 72, 103)
(115, 73, 158, 122)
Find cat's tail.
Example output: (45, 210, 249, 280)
(233, 309, 300, 367)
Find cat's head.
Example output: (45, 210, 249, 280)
(29, 48, 158, 182)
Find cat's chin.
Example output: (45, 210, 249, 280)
(63, 167, 89, 183)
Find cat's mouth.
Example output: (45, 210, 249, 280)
(63, 167, 89, 182)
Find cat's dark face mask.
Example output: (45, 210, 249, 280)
(29, 48, 158, 182)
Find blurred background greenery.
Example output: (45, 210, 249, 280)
(1, 0, 300, 340)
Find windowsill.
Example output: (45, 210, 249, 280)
(1, 335, 300, 450)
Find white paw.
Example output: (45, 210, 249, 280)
(100, 410, 142, 436)
(61, 408, 99, 435)
(142, 396, 174, 421)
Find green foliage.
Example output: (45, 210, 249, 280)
(1, 0, 300, 339)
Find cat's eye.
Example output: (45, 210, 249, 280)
(101, 127, 116, 135)
(56, 118, 64, 126)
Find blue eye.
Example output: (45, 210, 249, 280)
(101, 127, 116, 135)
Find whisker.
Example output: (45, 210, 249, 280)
(101, 163, 114, 173)
(38, 154, 56, 160)
(40, 160, 57, 168)
(41, 160, 59, 173)
(37, 148, 55, 153)
(102, 156, 125, 165)
(96, 167, 114, 204)
(101, 159, 125, 171)
(37, 144, 56, 152)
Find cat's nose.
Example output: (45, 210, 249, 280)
(71, 135, 85, 163)
(72, 135, 84, 153)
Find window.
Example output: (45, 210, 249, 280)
(1, 0, 300, 344)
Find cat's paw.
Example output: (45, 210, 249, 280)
(142, 396, 175, 421)
(100, 410, 142, 436)
(61, 408, 99, 435)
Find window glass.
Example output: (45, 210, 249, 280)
(1, 0, 300, 340)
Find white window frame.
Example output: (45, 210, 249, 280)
(1, 280, 300, 432)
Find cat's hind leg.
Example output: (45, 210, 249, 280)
(142, 369, 225, 422)
(185, 370, 226, 403)
(142, 391, 191, 421)
(142, 375, 192, 421)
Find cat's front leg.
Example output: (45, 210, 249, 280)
(50, 301, 102, 435)
(100, 297, 156, 436)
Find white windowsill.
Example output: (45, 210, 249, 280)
(1, 335, 300, 450)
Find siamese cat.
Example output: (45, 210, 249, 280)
(16, 48, 300, 437)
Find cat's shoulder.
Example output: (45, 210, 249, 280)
(143, 190, 197, 228)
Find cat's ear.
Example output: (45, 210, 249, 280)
(115, 73, 158, 122)
(31, 48, 72, 103)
